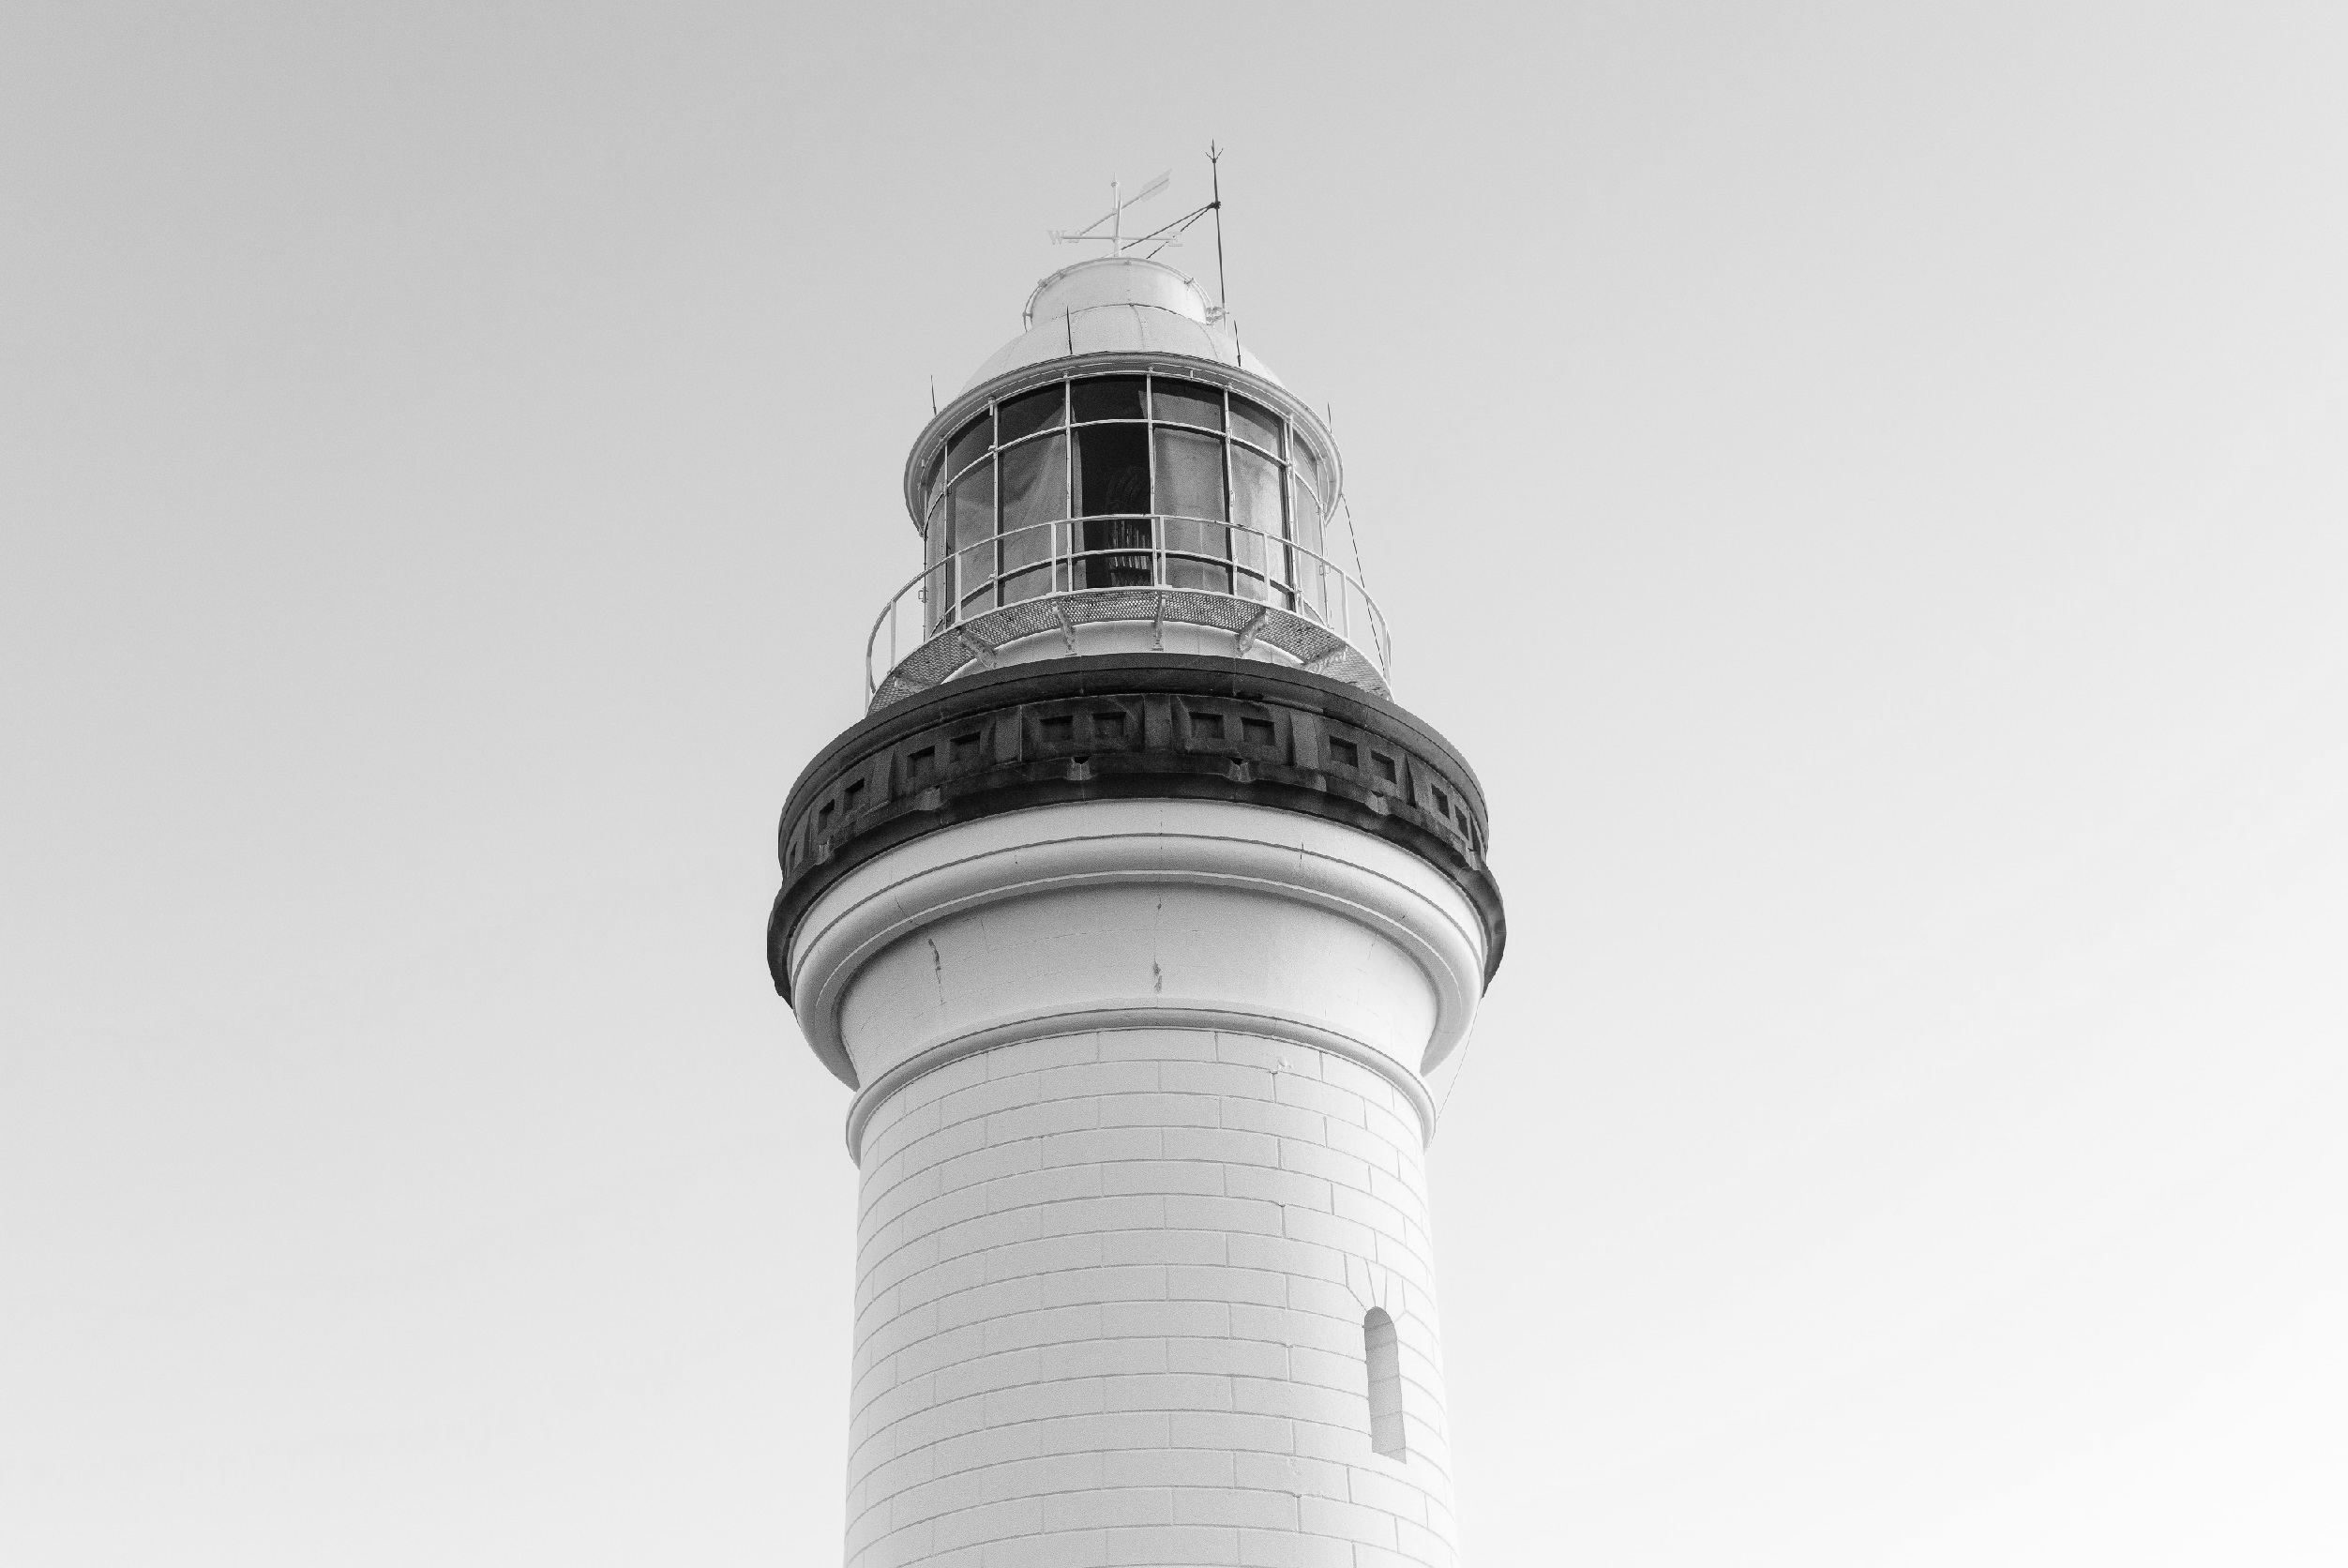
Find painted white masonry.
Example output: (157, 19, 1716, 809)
(791, 799, 1486, 1099)
(790, 799, 1486, 1567)
(845, 1027, 1455, 1568)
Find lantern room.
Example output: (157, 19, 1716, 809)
(867, 257, 1385, 710)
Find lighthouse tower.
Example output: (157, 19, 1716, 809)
(769, 250, 1506, 1568)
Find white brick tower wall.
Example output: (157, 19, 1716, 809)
(785, 798, 1492, 1568)
(844, 1028, 1454, 1568)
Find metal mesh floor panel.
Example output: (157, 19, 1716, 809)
(869, 590, 1389, 712)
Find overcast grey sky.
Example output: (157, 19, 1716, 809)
(5, 3, 2344, 1564)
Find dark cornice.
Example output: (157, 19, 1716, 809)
(767, 655, 1504, 1003)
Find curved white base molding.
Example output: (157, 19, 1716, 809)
(788, 798, 1490, 1114)
(842, 1003, 1440, 1163)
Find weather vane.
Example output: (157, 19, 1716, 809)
(1048, 171, 1174, 256)
(1046, 148, 1232, 309)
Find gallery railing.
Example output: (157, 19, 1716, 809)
(865, 515, 1391, 709)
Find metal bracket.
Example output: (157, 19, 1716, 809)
(955, 629, 998, 671)
(1234, 606, 1272, 656)
(1151, 592, 1167, 651)
(1054, 599, 1078, 654)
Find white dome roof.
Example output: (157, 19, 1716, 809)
(959, 256, 1283, 393)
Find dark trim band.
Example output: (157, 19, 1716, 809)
(767, 655, 1504, 1003)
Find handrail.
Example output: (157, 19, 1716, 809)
(865, 515, 1390, 703)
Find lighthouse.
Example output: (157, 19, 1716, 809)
(769, 245, 1506, 1568)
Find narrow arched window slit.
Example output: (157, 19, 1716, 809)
(1364, 1307, 1406, 1457)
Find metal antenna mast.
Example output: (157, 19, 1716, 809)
(1208, 142, 1228, 311)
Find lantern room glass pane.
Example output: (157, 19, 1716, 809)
(1151, 377, 1224, 431)
(924, 496, 952, 635)
(1289, 472, 1323, 557)
(1229, 445, 1284, 537)
(1229, 395, 1284, 456)
(1292, 439, 1322, 504)
(999, 433, 1067, 604)
(1071, 375, 1146, 423)
(1289, 480, 1326, 619)
(946, 461, 995, 611)
(1152, 428, 1226, 521)
(997, 384, 1065, 445)
(1154, 427, 1230, 594)
(956, 537, 995, 613)
(1231, 523, 1273, 602)
(1075, 423, 1151, 517)
(948, 460, 997, 547)
(1078, 515, 1153, 588)
(947, 412, 992, 478)
(1074, 423, 1151, 589)
(1001, 431, 1068, 532)
(1230, 445, 1288, 605)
